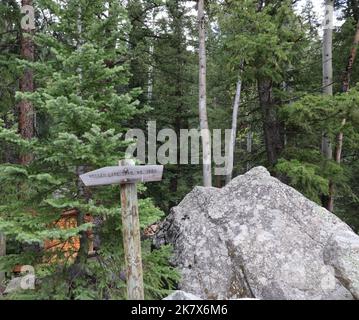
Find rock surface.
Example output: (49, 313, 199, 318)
(3, 277, 23, 294)
(155, 167, 359, 300)
(163, 290, 202, 300)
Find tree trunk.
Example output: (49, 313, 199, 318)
(341, 20, 359, 94)
(323, 0, 334, 97)
(322, 0, 335, 211)
(74, 211, 88, 265)
(258, 79, 284, 167)
(198, 0, 212, 187)
(225, 79, 242, 185)
(18, 0, 35, 165)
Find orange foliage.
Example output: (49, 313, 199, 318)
(44, 210, 94, 264)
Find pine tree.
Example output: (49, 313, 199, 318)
(218, 0, 305, 169)
(0, 0, 22, 289)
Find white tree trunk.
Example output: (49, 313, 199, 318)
(322, 0, 334, 212)
(225, 79, 242, 185)
(198, 0, 212, 187)
(323, 0, 334, 96)
(322, 0, 334, 159)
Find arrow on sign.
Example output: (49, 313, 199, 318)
(79, 165, 163, 187)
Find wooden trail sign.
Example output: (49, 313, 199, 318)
(80, 165, 163, 187)
(79, 160, 163, 300)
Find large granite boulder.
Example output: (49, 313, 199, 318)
(154, 167, 359, 300)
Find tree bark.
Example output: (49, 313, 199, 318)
(225, 79, 242, 185)
(323, 0, 334, 97)
(258, 79, 284, 167)
(322, 0, 334, 212)
(18, 0, 35, 165)
(120, 159, 144, 300)
(198, 0, 212, 187)
(342, 20, 359, 94)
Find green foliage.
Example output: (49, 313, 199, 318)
(0, 0, 178, 300)
(276, 159, 329, 203)
(218, 0, 305, 83)
(1, 242, 178, 300)
(278, 85, 359, 230)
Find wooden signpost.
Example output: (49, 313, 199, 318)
(80, 159, 163, 300)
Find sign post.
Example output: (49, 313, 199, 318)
(119, 158, 144, 300)
(80, 160, 163, 300)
